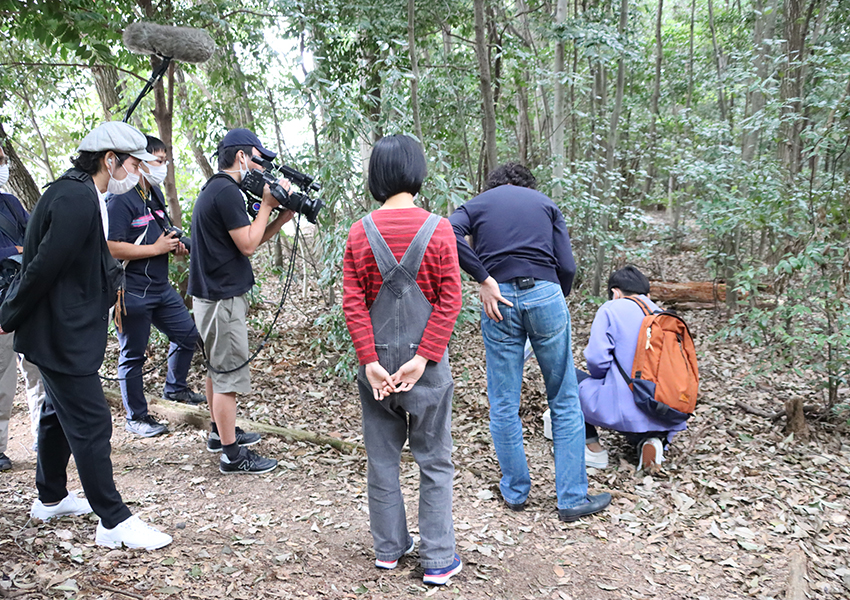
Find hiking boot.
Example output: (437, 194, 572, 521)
(423, 554, 462, 585)
(163, 389, 207, 405)
(0, 452, 11, 471)
(219, 448, 277, 474)
(125, 415, 168, 438)
(206, 427, 261, 452)
(585, 445, 609, 469)
(375, 535, 417, 569)
(30, 491, 92, 521)
(95, 515, 172, 550)
(638, 437, 664, 472)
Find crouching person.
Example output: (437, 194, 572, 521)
(578, 266, 688, 471)
(0, 121, 172, 549)
(343, 135, 463, 585)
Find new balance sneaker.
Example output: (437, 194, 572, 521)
(30, 491, 92, 521)
(638, 437, 665, 472)
(206, 427, 262, 452)
(219, 448, 277, 474)
(585, 445, 609, 469)
(375, 536, 417, 569)
(95, 515, 172, 550)
(0, 452, 11, 471)
(163, 389, 207, 405)
(423, 554, 462, 585)
(125, 415, 168, 438)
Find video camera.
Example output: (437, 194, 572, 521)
(240, 157, 323, 224)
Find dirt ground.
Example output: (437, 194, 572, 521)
(1, 233, 849, 599)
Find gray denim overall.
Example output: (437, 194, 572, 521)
(357, 212, 456, 570)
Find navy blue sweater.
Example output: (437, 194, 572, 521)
(449, 185, 576, 296)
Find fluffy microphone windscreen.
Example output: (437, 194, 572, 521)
(123, 22, 216, 64)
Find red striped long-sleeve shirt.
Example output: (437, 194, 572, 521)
(343, 207, 462, 366)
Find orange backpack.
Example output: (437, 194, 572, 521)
(613, 296, 699, 425)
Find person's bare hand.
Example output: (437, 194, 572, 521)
(174, 241, 189, 256)
(153, 231, 179, 255)
(391, 355, 428, 393)
(364, 361, 394, 400)
(480, 276, 513, 322)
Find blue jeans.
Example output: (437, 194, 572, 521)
(481, 280, 588, 510)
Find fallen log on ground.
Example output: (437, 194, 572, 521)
(650, 281, 727, 304)
(102, 387, 367, 455)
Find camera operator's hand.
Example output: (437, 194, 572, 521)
(364, 361, 395, 401)
(261, 177, 292, 208)
(391, 354, 428, 393)
(152, 231, 180, 255)
(174, 241, 189, 256)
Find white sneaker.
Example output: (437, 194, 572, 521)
(95, 515, 173, 550)
(585, 445, 609, 469)
(638, 437, 665, 472)
(30, 492, 93, 521)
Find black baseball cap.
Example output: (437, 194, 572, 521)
(220, 128, 276, 160)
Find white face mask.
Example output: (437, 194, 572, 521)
(107, 159, 139, 195)
(0, 164, 8, 188)
(142, 163, 168, 186)
(225, 153, 251, 181)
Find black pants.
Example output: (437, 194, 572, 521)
(575, 368, 668, 448)
(36, 365, 131, 529)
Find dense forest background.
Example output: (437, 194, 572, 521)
(0, 0, 848, 421)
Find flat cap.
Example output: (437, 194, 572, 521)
(77, 121, 158, 161)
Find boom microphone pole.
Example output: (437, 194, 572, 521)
(121, 22, 216, 122)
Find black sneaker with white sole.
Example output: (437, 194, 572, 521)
(163, 389, 207, 405)
(219, 448, 277, 474)
(206, 427, 262, 452)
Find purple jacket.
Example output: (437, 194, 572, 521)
(579, 295, 687, 439)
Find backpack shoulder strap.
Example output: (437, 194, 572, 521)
(626, 295, 655, 316)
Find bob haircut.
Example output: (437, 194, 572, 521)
(368, 135, 427, 203)
(607, 265, 651, 300)
(485, 162, 537, 190)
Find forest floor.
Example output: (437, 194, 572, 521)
(1, 213, 849, 600)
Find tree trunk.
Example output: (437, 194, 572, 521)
(92, 65, 122, 120)
(742, 0, 777, 164)
(15, 85, 55, 181)
(642, 0, 663, 197)
(151, 59, 180, 228)
(707, 0, 729, 123)
(686, 0, 695, 109)
(175, 68, 214, 180)
(0, 123, 40, 210)
(552, 0, 568, 200)
(591, 0, 627, 297)
(474, 0, 498, 180)
(407, 0, 427, 209)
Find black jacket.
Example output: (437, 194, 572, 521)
(0, 169, 115, 375)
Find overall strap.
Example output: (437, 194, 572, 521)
(361, 214, 399, 279)
(397, 213, 441, 276)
